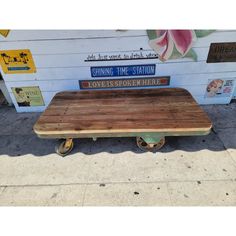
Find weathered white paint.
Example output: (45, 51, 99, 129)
(0, 79, 12, 105)
(0, 30, 147, 42)
(3, 61, 236, 82)
(0, 30, 236, 112)
(0, 30, 234, 43)
(1, 31, 236, 55)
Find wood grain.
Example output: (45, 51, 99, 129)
(34, 88, 212, 137)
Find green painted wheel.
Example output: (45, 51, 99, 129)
(55, 139, 74, 157)
(136, 136, 165, 152)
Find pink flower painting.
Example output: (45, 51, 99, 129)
(147, 30, 214, 61)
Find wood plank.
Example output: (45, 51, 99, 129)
(36, 115, 210, 124)
(2, 31, 234, 55)
(0, 30, 147, 42)
(43, 107, 206, 117)
(48, 89, 196, 107)
(35, 121, 212, 130)
(49, 99, 195, 108)
(34, 122, 212, 134)
(53, 88, 190, 99)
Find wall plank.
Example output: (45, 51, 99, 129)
(3, 61, 236, 82)
(1, 31, 236, 55)
(0, 30, 147, 42)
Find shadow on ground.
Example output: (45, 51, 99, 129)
(0, 102, 236, 157)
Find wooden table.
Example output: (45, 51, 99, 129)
(34, 88, 212, 156)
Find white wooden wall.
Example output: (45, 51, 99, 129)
(0, 30, 236, 112)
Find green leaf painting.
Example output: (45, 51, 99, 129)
(146, 30, 157, 40)
(195, 30, 215, 38)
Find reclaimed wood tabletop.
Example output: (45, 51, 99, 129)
(34, 88, 212, 138)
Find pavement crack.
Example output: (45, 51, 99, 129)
(82, 184, 88, 206)
(228, 155, 236, 169)
(215, 132, 236, 169)
(166, 183, 174, 206)
(0, 178, 235, 189)
(0, 186, 7, 195)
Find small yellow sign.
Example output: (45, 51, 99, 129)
(12, 86, 44, 107)
(0, 49, 36, 74)
(0, 30, 10, 38)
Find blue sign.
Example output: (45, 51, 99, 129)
(91, 64, 156, 77)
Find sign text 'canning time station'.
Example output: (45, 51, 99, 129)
(90, 64, 156, 77)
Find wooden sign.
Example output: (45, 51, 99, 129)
(207, 42, 236, 63)
(91, 64, 156, 77)
(0, 49, 36, 74)
(79, 77, 170, 89)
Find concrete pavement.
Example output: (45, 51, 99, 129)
(0, 102, 236, 206)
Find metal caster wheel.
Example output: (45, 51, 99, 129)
(55, 138, 74, 157)
(136, 136, 165, 152)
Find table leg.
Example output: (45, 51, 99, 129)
(136, 135, 165, 152)
(55, 138, 74, 157)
